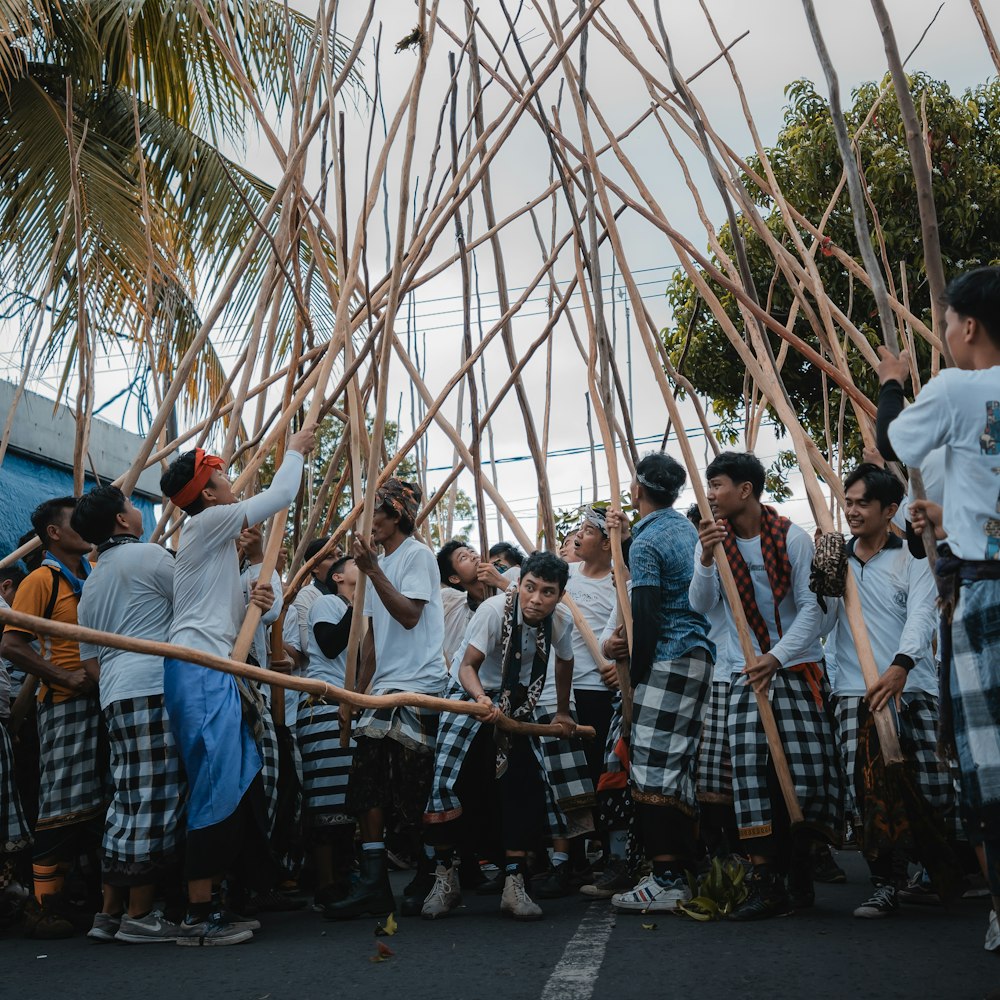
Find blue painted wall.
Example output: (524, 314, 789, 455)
(0, 451, 157, 561)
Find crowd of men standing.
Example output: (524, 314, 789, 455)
(0, 266, 999, 957)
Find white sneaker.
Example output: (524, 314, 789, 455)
(612, 874, 691, 913)
(421, 864, 462, 919)
(985, 910, 1000, 952)
(500, 873, 542, 921)
(114, 910, 181, 944)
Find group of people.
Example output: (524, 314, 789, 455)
(0, 266, 999, 955)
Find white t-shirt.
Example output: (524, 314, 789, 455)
(240, 565, 282, 669)
(564, 564, 615, 691)
(893, 446, 946, 530)
(441, 586, 477, 674)
(826, 538, 938, 697)
(464, 593, 574, 692)
(889, 366, 1000, 560)
(690, 522, 827, 672)
(286, 583, 323, 655)
(305, 593, 350, 688)
(363, 535, 446, 694)
(706, 603, 731, 684)
(170, 452, 303, 658)
(77, 542, 174, 710)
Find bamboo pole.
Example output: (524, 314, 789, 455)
(0, 605, 593, 740)
(542, 9, 803, 820)
(969, 0, 1000, 72)
(867, 0, 953, 366)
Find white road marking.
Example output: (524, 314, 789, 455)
(540, 904, 616, 1000)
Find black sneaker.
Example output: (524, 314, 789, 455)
(853, 879, 898, 919)
(580, 858, 635, 899)
(728, 871, 791, 922)
(812, 845, 847, 884)
(897, 868, 942, 906)
(250, 888, 307, 912)
(533, 861, 574, 900)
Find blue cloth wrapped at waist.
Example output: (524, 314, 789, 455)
(163, 658, 261, 831)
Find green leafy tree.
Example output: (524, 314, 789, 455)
(0, 0, 354, 425)
(663, 74, 1000, 474)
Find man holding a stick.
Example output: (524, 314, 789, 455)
(299, 555, 358, 910)
(326, 478, 446, 921)
(608, 454, 715, 915)
(72, 485, 184, 944)
(159, 425, 316, 946)
(2, 497, 103, 940)
(421, 551, 575, 922)
(691, 451, 841, 921)
(886, 266, 1000, 951)
(824, 463, 948, 919)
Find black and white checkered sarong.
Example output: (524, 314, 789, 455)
(297, 698, 354, 827)
(834, 692, 954, 829)
(534, 706, 595, 838)
(697, 679, 733, 804)
(258, 705, 280, 836)
(102, 695, 184, 878)
(1, 722, 30, 853)
(355, 688, 439, 752)
(728, 667, 842, 841)
(630, 652, 712, 815)
(36, 694, 107, 829)
(425, 682, 489, 822)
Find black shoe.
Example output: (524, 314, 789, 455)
(323, 849, 395, 921)
(457, 857, 486, 891)
(251, 888, 307, 912)
(787, 853, 815, 911)
(475, 872, 504, 896)
(812, 845, 847, 884)
(533, 861, 574, 900)
(728, 871, 791, 922)
(401, 855, 434, 917)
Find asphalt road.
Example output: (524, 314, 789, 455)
(4, 852, 999, 1000)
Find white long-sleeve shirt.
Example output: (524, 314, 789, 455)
(170, 452, 304, 658)
(689, 521, 827, 672)
(825, 535, 937, 697)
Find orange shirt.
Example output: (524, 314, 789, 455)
(4, 566, 83, 704)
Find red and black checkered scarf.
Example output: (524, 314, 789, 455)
(721, 505, 823, 706)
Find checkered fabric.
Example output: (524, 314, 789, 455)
(258, 704, 280, 836)
(296, 698, 354, 827)
(697, 679, 733, 804)
(102, 694, 184, 874)
(424, 681, 489, 822)
(948, 578, 1000, 831)
(603, 694, 625, 773)
(533, 706, 596, 837)
(36, 694, 107, 830)
(835, 693, 954, 829)
(728, 667, 842, 842)
(630, 652, 712, 815)
(355, 690, 439, 752)
(0, 722, 30, 853)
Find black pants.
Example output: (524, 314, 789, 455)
(499, 736, 547, 853)
(638, 802, 698, 863)
(185, 774, 279, 889)
(574, 689, 614, 789)
(425, 725, 503, 862)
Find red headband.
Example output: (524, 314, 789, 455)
(170, 448, 225, 508)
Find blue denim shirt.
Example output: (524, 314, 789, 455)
(629, 507, 714, 663)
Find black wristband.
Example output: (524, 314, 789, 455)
(890, 654, 915, 673)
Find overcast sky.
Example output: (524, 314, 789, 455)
(2, 0, 995, 548)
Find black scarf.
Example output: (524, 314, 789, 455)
(494, 584, 552, 777)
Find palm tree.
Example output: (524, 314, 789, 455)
(0, 0, 352, 429)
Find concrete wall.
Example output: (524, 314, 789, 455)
(0, 381, 163, 560)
